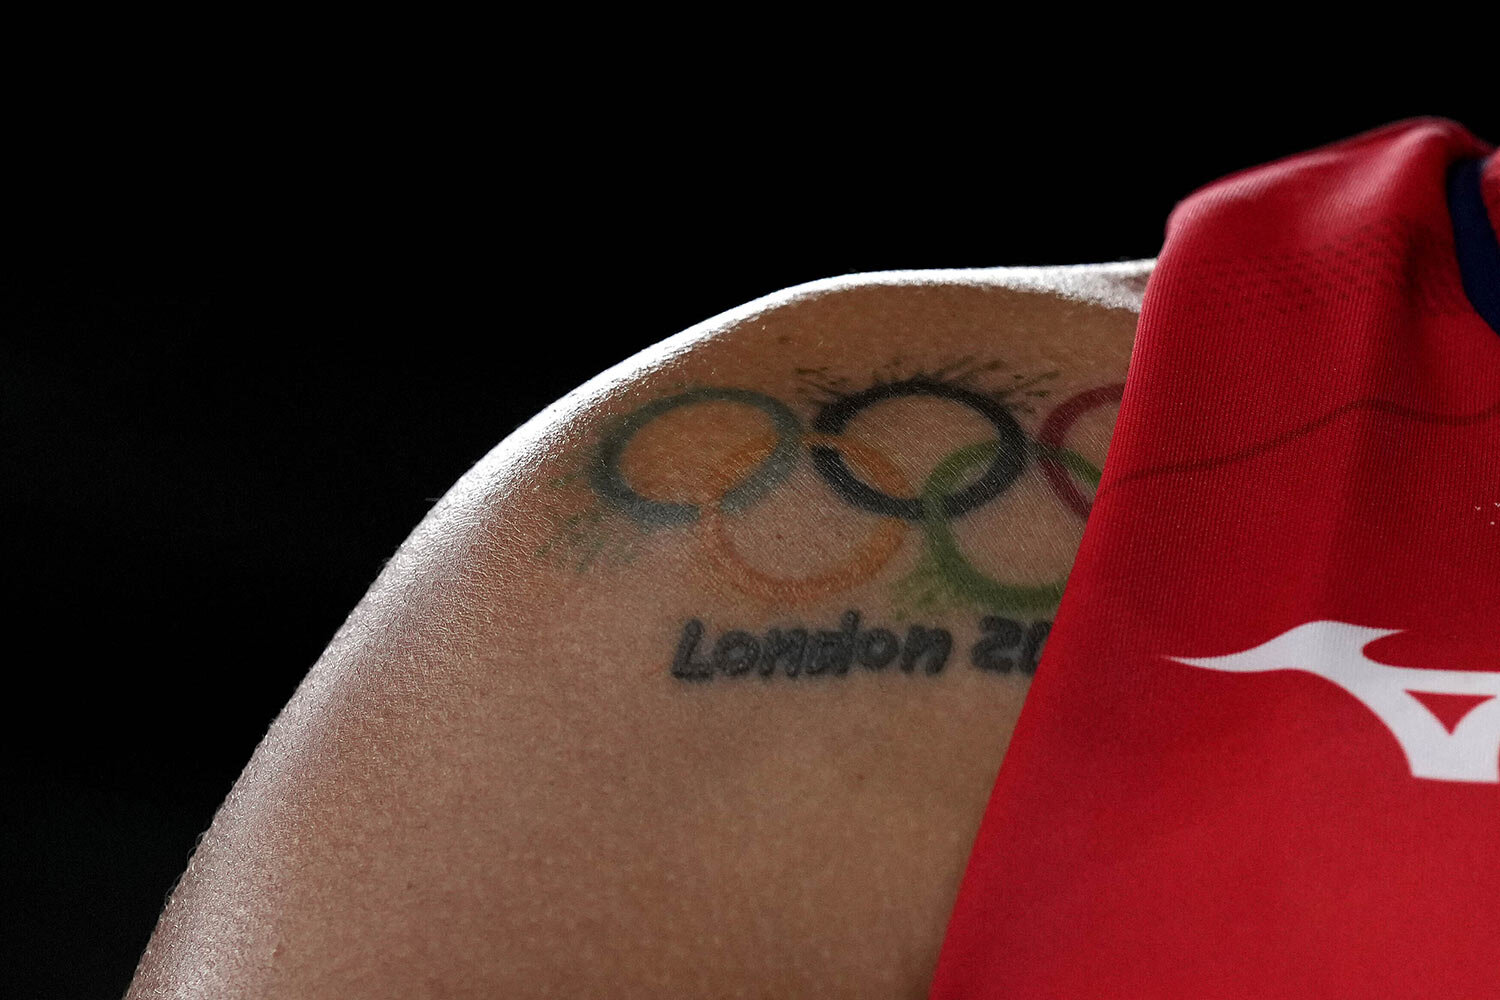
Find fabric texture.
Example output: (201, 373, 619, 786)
(930, 118, 1500, 998)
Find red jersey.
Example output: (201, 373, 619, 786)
(931, 118, 1500, 997)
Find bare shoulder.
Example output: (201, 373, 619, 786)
(128, 261, 1149, 999)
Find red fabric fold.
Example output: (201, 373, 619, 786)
(931, 118, 1500, 999)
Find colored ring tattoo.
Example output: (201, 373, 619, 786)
(701, 433, 909, 605)
(1048, 447, 1102, 490)
(920, 440, 1067, 612)
(590, 388, 803, 527)
(809, 378, 1027, 520)
(1035, 383, 1123, 518)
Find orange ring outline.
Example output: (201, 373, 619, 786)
(698, 432, 909, 605)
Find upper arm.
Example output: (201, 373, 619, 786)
(127, 268, 1142, 999)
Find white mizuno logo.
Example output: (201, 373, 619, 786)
(1167, 621, 1500, 784)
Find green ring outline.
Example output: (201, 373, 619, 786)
(1036, 442, 1103, 489)
(918, 439, 1099, 612)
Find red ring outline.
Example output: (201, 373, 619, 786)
(1035, 383, 1124, 519)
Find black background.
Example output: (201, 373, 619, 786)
(6, 91, 1496, 998)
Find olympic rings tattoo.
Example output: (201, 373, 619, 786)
(919, 440, 1068, 612)
(700, 433, 909, 604)
(590, 387, 802, 527)
(579, 376, 1114, 608)
(1035, 382, 1123, 518)
(810, 378, 1028, 520)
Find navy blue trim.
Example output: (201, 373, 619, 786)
(1447, 153, 1500, 338)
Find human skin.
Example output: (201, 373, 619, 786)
(126, 262, 1149, 999)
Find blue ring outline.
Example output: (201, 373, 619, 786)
(590, 387, 804, 527)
